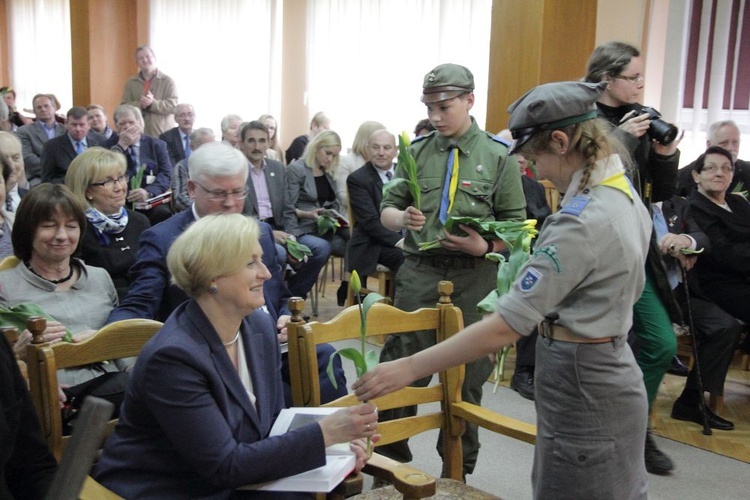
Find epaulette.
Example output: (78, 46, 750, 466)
(559, 195, 590, 217)
(490, 134, 512, 147)
(412, 132, 431, 144)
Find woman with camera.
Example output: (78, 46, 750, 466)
(585, 41, 684, 475)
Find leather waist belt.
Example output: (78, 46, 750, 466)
(539, 324, 617, 344)
(412, 255, 479, 270)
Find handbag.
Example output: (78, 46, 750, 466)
(61, 371, 129, 435)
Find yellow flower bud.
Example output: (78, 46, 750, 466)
(350, 270, 362, 294)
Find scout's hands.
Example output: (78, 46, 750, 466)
(402, 206, 425, 231)
(353, 358, 416, 402)
(318, 403, 379, 447)
(350, 438, 379, 472)
(440, 223, 487, 256)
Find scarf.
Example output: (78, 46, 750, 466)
(85, 206, 129, 246)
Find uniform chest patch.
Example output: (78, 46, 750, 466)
(560, 195, 590, 216)
(519, 267, 543, 292)
(535, 244, 562, 274)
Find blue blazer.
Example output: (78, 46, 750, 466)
(95, 300, 325, 499)
(159, 126, 188, 167)
(104, 134, 173, 197)
(40, 132, 104, 184)
(107, 209, 291, 323)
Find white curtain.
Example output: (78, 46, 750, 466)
(6, 0, 71, 115)
(305, 0, 492, 148)
(149, 0, 281, 138)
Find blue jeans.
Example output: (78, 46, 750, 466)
(288, 234, 331, 298)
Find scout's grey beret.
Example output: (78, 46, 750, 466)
(507, 81, 607, 154)
(422, 63, 475, 103)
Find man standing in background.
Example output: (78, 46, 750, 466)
(121, 46, 178, 137)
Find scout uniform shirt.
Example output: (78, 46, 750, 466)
(496, 154, 652, 339)
(381, 117, 525, 256)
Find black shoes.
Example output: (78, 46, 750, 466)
(337, 282, 348, 307)
(671, 399, 735, 430)
(667, 356, 689, 377)
(510, 367, 535, 401)
(645, 432, 674, 475)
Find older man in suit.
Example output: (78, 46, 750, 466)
(159, 103, 194, 167)
(104, 104, 172, 224)
(240, 120, 329, 300)
(15, 94, 65, 185)
(40, 106, 103, 184)
(346, 129, 404, 287)
(108, 141, 345, 403)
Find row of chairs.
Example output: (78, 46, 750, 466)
(4, 279, 537, 498)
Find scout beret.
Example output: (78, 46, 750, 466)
(507, 81, 607, 154)
(422, 64, 474, 103)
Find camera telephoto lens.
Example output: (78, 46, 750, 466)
(640, 106, 679, 145)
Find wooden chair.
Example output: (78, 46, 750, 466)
(287, 281, 536, 499)
(26, 317, 162, 461)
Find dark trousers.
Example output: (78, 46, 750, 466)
(675, 285, 741, 395)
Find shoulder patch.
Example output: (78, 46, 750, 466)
(560, 195, 590, 217)
(535, 244, 562, 274)
(519, 266, 543, 292)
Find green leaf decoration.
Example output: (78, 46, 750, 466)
(327, 348, 367, 389)
(397, 132, 420, 209)
(365, 350, 380, 372)
(286, 239, 312, 260)
(680, 248, 704, 255)
(477, 290, 500, 315)
(317, 214, 339, 236)
(421, 216, 538, 250)
(0, 303, 73, 342)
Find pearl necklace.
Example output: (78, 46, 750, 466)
(222, 330, 241, 346)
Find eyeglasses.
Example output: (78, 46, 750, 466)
(701, 164, 733, 174)
(89, 175, 127, 189)
(615, 74, 645, 84)
(194, 181, 248, 201)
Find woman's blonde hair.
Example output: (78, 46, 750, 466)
(518, 119, 631, 194)
(350, 121, 385, 158)
(303, 130, 342, 175)
(65, 147, 127, 208)
(167, 214, 260, 298)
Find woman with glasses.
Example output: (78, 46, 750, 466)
(65, 147, 150, 301)
(585, 41, 683, 475)
(689, 146, 750, 346)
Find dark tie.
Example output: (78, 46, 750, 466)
(5, 198, 13, 212)
(184, 135, 191, 159)
(75, 141, 84, 155)
(128, 147, 140, 170)
(385, 170, 393, 181)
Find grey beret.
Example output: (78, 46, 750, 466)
(507, 81, 607, 154)
(422, 63, 475, 103)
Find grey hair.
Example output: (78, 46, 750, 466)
(188, 140, 247, 183)
(113, 104, 143, 125)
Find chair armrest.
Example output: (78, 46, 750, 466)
(362, 452, 436, 498)
(451, 401, 536, 445)
(79, 476, 123, 499)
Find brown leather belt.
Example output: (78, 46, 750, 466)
(539, 323, 618, 344)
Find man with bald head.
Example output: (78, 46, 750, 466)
(677, 120, 750, 195)
(346, 129, 404, 288)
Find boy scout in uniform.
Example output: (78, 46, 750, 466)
(377, 63, 525, 477)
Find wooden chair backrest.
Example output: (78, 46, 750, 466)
(26, 318, 162, 461)
(287, 281, 466, 480)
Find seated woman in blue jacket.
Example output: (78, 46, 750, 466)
(95, 214, 378, 499)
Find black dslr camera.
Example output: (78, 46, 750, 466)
(631, 105, 679, 145)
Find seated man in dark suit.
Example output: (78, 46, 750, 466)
(41, 106, 103, 184)
(159, 103, 194, 167)
(107, 141, 346, 404)
(104, 104, 172, 224)
(677, 120, 750, 196)
(346, 129, 404, 288)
